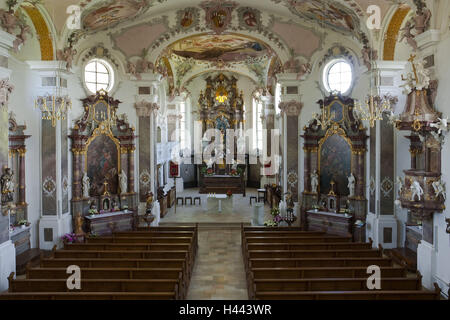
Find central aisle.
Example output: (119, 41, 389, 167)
(186, 227, 248, 300)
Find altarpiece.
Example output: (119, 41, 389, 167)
(70, 90, 138, 235)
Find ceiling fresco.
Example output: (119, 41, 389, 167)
(169, 34, 271, 63)
(82, 0, 151, 31)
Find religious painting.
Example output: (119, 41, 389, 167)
(83, 0, 148, 31)
(86, 134, 119, 196)
(170, 34, 268, 63)
(289, 0, 359, 34)
(329, 101, 344, 122)
(319, 134, 351, 196)
(177, 7, 198, 30)
(215, 115, 231, 134)
(200, 0, 237, 34)
(238, 7, 261, 29)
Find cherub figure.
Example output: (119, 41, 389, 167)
(432, 179, 446, 201)
(430, 117, 449, 135)
(399, 20, 418, 51)
(296, 63, 312, 80)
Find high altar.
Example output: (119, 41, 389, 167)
(198, 73, 246, 195)
(70, 90, 138, 235)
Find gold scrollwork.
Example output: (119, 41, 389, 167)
(412, 119, 423, 132)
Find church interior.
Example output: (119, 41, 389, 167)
(0, 0, 449, 301)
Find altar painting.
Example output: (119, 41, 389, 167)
(87, 134, 119, 195)
(319, 134, 351, 195)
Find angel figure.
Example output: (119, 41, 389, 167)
(432, 179, 446, 201)
(400, 73, 415, 95)
(361, 46, 378, 71)
(430, 117, 449, 136)
(387, 111, 399, 126)
(296, 63, 312, 80)
(399, 20, 418, 51)
(414, 60, 430, 90)
(410, 179, 424, 201)
(13, 25, 31, 52)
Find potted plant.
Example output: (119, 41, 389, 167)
(61, 233, 77, 244)
(226, 189, 233, 198)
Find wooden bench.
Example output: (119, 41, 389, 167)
(245, 236, 352, 244)
(0, 292, 176, 300)
(249, 257, 393, 268)
(249, 266, 407, 280)
(247, 249, 382, 259)
(8, 276, 181, 299)
(246, 242, 372, 251)
(41, 258, 187, 270)
(255, 289, 441, 300)
(53, 250, 189, 260)
(253, 277, 421, 293)
(26, 267, 187, 299)
(86, 236, 193, 244)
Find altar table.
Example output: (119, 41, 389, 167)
(84, 210, 135, 236)
(199, 175, 245, 196)
(206, 194, 233, 214)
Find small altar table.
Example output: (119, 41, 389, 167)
(200, 175, 245, 196)
(84, 210, 135, 236)
(206, 194, 233, 214)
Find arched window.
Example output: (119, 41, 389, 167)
(323, 59, 353, 95)
(84, 59, 114, 94)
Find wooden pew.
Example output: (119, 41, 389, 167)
(247, 249, 382, 259)
(246, 242, 372, 251)
(41, 258, 187, 270)
(53, 250, 189, 260)
(255, 289, 441, 300)
(250, 267, 407, 280)
(244, 231, 326, 237)
(86, 236, 193, 244)
(0, 292, 176, 300)
(249, 257, 393, 268)
(26, 267, 187, 299)
(8, 277, 181, 299)
(245, 236, 352, 244)
(252, 277, 421, 293)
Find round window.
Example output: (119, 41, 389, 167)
(84, 59, 114, 94)
(323, 59, 353, 94)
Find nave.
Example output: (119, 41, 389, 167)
(0, 224, 444, 300)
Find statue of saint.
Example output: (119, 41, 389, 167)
(119, 170, 127, 195)
(411, 180, 424, 201)
(348, 173, 356, 198)
(82, 172, 90, 199)
(0, 167, 14, 204)
(310, 170, 319, 194)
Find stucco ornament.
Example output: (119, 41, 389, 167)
(200, 0, 237, 35)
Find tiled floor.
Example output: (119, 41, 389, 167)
(186, 228, 248, 300)
(160, 188, 268, 300)
(161, 188, 271, 224)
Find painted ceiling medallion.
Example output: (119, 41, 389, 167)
(83, 0, 150, 31)
(200, 0, 237, 35)
(177, 7, 199, 30)
(237, 7, 262, 30)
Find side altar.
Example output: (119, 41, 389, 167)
(301, 94, 368, 240)
(69, 90, 138, 236)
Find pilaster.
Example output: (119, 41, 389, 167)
(27, 61, 72, 249)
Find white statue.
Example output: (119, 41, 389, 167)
(347, 173, 356, 197)
(82, 172, 90, 199)
(430, 117, 449, 136)
(400, 73, 415, 94)
(415, 60, 431, 90)
(432, 179, 446, 201)
(119, 170, 128, 195)
(387, 111, 399, 126)
(411, 179, 424, 201)
(396, 176, 404, 194)
(310, 170, 319, 194)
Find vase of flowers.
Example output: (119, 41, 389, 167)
(226, 189, 233, 198)
(312, 204, 319, 212)
(17, 220, 30, 228)
(61, 233, 78, 244)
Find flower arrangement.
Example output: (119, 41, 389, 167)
(312, 204, 320, 211)
(226, 189, 233, 197)
(17, 220, 30, 227)
(61, 233, 78, 244)
(88, 208, 98, 215)
(200, 167, 214, 176)
(264, 207, 282, 227)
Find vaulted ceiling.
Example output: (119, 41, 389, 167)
(36, 0, 399, 92)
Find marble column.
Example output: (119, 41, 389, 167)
(365, 60, 407, 249)
(277, 73, 303, 203)
(0, 30, 16, 292)
(27, 61, 72, 250)
(260, 95, 276, 187)
(132, 73, 162, 226)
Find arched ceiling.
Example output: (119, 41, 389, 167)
(36, 0, 401, 92)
